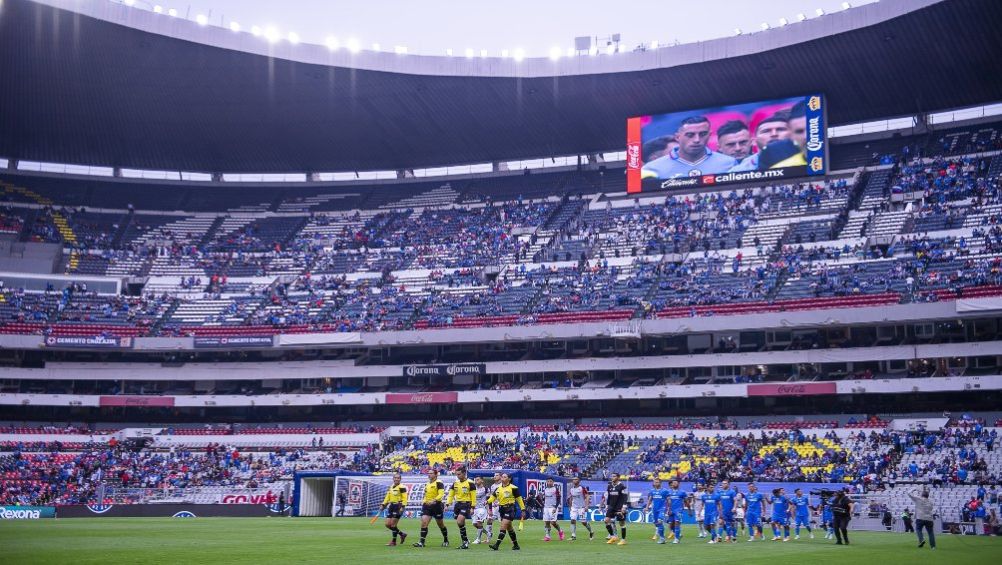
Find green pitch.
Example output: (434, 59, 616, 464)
(1, 517, 999, 564)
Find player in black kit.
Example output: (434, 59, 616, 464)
(603, 472, 629, 545)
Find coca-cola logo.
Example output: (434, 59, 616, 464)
(776, 385, 806, 395)
(627, 143, 641, 168)
(408, 393, 435, 403)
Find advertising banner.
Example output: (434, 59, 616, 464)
(44, 335, 131, 349)
(99, 396, 175, 407)
(747, 382, 837, 396)
(384, 392, 459, 404)
(0, 506, 56, 519)
(401, 364, 486, 377)
(193, 336, 274, 348)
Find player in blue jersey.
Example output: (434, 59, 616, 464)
(665, 479, 689, 544)
(820, 495, 835, 539)
(645, 478, 671, 544)
(743, 483, 767, 541)
(716, 480, 739, 542)
(641, 116, 738, 180)
(790, 488, 815, 539)
(700, 483, 721, 544)
(769, 488, 791, 541)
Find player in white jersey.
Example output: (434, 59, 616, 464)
(693, 485, 707, 538)
(471, 476, 491, 544)
(484, 472, 502, 541)
(541, 478, 565, 541)
(566, 476, 594, 541)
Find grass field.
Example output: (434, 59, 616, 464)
(2, 517, 1000, 564)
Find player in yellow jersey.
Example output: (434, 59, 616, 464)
(447, 466, 477, 549)
(413, 469, 450, 548)
(487, 472, 527, 551)
(378, 473, 409, 546)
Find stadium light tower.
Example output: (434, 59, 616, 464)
(841, 2, 852, 9)
(733, 28, 742, 35)
(288, 32, 300, 44)
(760, 22, 770, 30)
(395, 45, 408, 54)
(549, 46, 561, 61)
(167, 8, 177, 17)
(346, 38, 360, 53)
(251, 25, 262, 37)
(124, 0, 135, 6)
(195, 14, 207, 26)
(325, 36, 339, 50)
(263, 26, 279, 43)
(796, 13, 807, 21)
(513, 48, 525, 62)
(778, 17, 788, 26)
(153, 5, 162, 14)
(500, 49, 509, 58)
(445, 48, 453, 56)
(816, 8, 825, 16)
(229, 22, 241, 32)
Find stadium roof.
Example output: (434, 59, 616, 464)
(1, 0, 1001, 173)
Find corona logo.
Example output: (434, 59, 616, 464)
(808, 96, 821, 111)
(809, 156, 824, 172)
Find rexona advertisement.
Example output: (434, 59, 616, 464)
(626, 94, 827, 193)
(0, 506, 55, 519)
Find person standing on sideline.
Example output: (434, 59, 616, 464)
(902, 509, 914, 533)
(908, 489, 936, 549)
(830, 489, 853, 545)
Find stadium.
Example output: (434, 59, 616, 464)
(1, 0, 1002, 562)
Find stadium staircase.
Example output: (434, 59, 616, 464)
(110, 214, 135, 248)
(196, 216, 226, 248)
(149, 298, 181, 335)
(279, 217, 311, 250)
(579, 443, 626, 479)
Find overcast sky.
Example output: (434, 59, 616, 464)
(123, 0, 876, 57)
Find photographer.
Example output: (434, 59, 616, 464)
(830, 489, 853, 545)
(907, 489, 936, 549)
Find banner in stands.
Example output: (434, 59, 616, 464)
(44, 335, 132, 349)
(401, 364, 486, 377)
(384, 392, 459, 404)
(99, 395, 175, 407)
(0, 506, 55, 519)
(277, 332, 362, 346)
(626, 93, 827, 193)
(193, 336, 274, 348)
(747, 382, 837, 396)
(58, 503, 284, 518)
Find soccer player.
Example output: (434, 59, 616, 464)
(791, 488, 815, 540)
(413, 469, 449, 548)
(447, 466, 476, 549)
(769, 487, 791, 542)
(716, 120, 753, 162)
(602, 472, 629, 545)
(716, 480, 739, 542)
(485, 472, 502, 541)
(471, 476, 491, 544)
(378, 472, 408, 546)
(541, 478, 565, 541)
(729, 112, 791, 172)
(645, 477, 670, 544)
(487, 472, 526, 551)
(665, 479, 689, 544)
(567, 476, 594, 541)
(641, 116, 738, 179)
(820, 494, 835, 539)
(693, 484, 707, 538)
(700, 482, 720, 544)
(744, 483, 766, 541)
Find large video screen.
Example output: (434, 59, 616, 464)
(626, 94, 827, 193)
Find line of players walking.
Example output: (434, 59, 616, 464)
(376, 469, 849, 551)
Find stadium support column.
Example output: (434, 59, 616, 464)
(211, 173, 223, 183)
(7, 159, 16, 170)
(113, 167, 122, 178)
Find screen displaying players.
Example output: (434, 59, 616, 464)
(626, 94, 827, 193)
